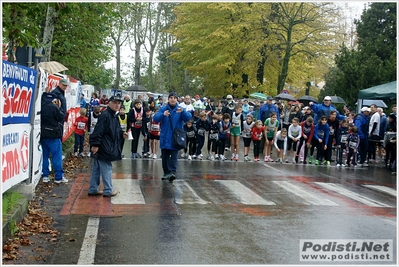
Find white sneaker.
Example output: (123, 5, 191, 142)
(74, 152, 78, 156)
(210, 156, 215, 161)
(188, 155, 192, 160)
(152, 154, 157, 159)
(54, 177, 68, 184)
(206, 153, 211, 160)
(244, 156, 250, 162)
(336, 164, 341, 167)
(231, 154, 236, 161)
(181, 152, 186, 157)
(42, 177, 50, 183)
(192, 155, 197, 159)
(215, 154, 219, 160)
(197, 154, 203, 160)
(220, 155, 226, 161)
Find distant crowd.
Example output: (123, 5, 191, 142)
(75, 92, 397, 171)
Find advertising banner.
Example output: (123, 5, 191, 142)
(2, 124, 32, 193)
(2, 60, 37, 125)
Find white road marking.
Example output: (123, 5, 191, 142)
(381, 219, 397, 227)
(111, 180, 146, 204)
(78, 217, 100, 265)
(216, 180, 275, 205)
(273, 181, 339, 206)
(315, 182, 393, 208)
(362, 184, 397, 197)
(174, 180, 210, 204)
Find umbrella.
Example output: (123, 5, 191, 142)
(249, 92, 267, 100)
(38, 61, 68, 74)
(275, 93, 296, 101)
(297, 95, 318, 106)
(330, 96, 346, 104)
(355, 99, 388, 108)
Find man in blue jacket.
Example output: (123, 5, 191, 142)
(354, 107, 371, 167)
(309, 96, 346, 122)
(153, 92, 192, 182)
(88, 95, 128, 197)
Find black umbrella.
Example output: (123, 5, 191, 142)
(275, 93, 296, 102)
(330, 96, 346, 104)
(298, 95, 317, 106)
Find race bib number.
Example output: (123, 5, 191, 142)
(77, 122, 86, 130)
(134, 121, 142, 127)
(150, 124, 160, 132)
(198, 128, 205, 136)
(120, 124, 127, 131)
(330, 129, 335, 135)
(187, 131, 195, 138)
(340, 135, 347, 143)
(349, 141, 357, 149)
(209, 133, 218, 140)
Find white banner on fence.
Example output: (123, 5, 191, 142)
(2, 124, 32, 193)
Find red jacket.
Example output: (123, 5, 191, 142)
(74, 116, 88, 135)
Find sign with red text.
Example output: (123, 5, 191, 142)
(2, 60, 37, 125)
(2, 124, 31, 193)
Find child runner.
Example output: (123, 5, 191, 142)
(242, 114, 255, 161)
(118, 105, 128, 158)
(218, 113, 231, 161)
(208, 114, 220, 160)
(183, 120, 197, 160)
(336, 118, 349, 167)
(148, 107, 161, 159)
(325, 110, 340, 166)
(287, 117, 302, 163)
(274, 128, 288, 163)
(295, 116, 314, 164)
(312, 115, 330, 165)
(252, 120, 265, 162)
(230, 104, 244, 161)
(74, 108, 88, 157)
(346, 126, 360, 167)
(128, 99, 146, 159)
(141, 107, 152, 158)
(264, 112, 279, 162)
(194, 111, 209, 160)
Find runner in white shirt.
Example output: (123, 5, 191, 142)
(179, 95, 195, 114)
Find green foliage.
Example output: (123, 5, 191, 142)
(2, 191, 24, 215)
(323, 3, 397, 106)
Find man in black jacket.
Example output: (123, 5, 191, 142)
(88, 95, 127, 197)
(41, 92, 67, 183)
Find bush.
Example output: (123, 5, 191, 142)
(2, 191, 24, 215)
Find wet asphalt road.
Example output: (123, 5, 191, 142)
(47, 141, 396, 266)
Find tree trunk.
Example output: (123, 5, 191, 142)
(277, 27, 292, 95)
(42, 5, 56, 62)
(134, 43, 141, 85)
(114, 43, 121, 89)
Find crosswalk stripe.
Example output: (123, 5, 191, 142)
(174, 180, 210, 204)
(111, 180, 146, 204)
(315, 182, 393, 208)
(215, 180, 275, 205)
(273, 181, 339, 206)
(361, 185, 397, 197)
(78, 217, 99, 265)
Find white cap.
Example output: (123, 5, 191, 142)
(226, 94, 233, 100)
(324, 96, 332, 101)
(361, 107, 371, 112)
(203, 97, 207, 100)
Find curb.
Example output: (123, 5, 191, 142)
(2, 146, 74, 247)
(2, 197, 29, 246)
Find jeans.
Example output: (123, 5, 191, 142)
(41, 138, 64, 180)
(88, 159, 113, 195)
(161, 149, 178, 176)
(74, 133, 85, 153)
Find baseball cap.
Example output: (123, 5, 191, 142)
(360, 107, 371, 112)
(59, 78, 69, 85)
(226, 94, 233, 100)
(109, 95, 123, 102)
(267, 96, 273, 100)
(324, 96, 332, 101)
(203, 97, 207, 100)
